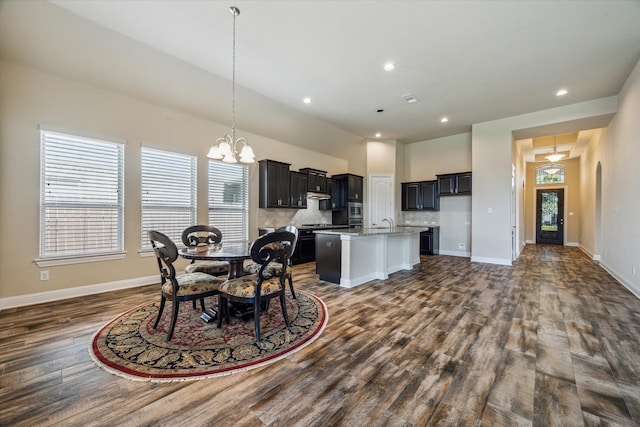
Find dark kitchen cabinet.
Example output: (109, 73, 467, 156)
(402, 180, 438, 211)
(320, 178, 345, 211)
(420, 227, 440, 255)
(299, 168, 327, 193)
(259, 159, 290, 208)
(293, 228, 316, 264)
(437, 172, 472, 196)
(332, 173, 363, 202)
(316, 233, 341, 283)
(289, 171, 308, 209)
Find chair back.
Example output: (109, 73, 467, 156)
(249, 230, 295, 281)
(182, 225, 223, 247)
(149, 230, 178, 285)
(278, 225, 299, 256)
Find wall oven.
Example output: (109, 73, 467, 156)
(348, 202, 363, 219)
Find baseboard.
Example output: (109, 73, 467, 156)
(439, 250, 471, 258)
(599, 261, 640, 299)
(578, 245, 602, 262)
(566, 242, 579, 247)
(470, 256, 512, 266)
(0, 275, 158, 310)
(526, 240, 535, 244)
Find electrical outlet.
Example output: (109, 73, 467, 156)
(40, 270, 49, 281)
(458, 243, 465, 249)
(633, 265, 637, 275)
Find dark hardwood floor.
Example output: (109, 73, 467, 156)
(1, 245, 639, 426)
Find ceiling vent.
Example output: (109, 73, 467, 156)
(401, 94, 419, 103)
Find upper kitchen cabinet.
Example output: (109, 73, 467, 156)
(320, 178, 344, 211)
(401, 180, 439, 211)
(289, 170, 308, 209)
(259, 159, 290, 208)
(299, 168, 327, 193)
(332, 173, 363, 202)
(437, 172, 472, 196)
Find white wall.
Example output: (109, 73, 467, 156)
(0, 60, 347, 301)
(472, 96, 619, 265)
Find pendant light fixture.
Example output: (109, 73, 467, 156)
(207, 6, 255, 164)
(545, 135, 565, 163)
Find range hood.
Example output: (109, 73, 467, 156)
(306, 191, 331, 200)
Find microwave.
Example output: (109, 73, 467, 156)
(348, 202, 363, 219)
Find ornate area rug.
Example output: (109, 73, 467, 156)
(89, 291, 327, 382)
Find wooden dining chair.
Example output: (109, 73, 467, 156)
(182, 225, 229, 276)
(243, 225, 299, 298)
(217, 230, 295, 343)
(149, 230, 224, 341)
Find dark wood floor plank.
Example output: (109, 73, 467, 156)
(1, 244, 639, 426)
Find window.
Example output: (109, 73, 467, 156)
(208, 161, 248, 241)
(536, 164, 565, 185)
(40, 129, 124, 259)
(141, 148, 196, 249)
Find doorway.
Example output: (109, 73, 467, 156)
(368, 174, 394, 227)
(536, 188, 564, 245)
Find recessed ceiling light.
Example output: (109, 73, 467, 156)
(375, 133, 381, 138)
(440, 117, 449, 123)
(303, 97, 312, 104)
(556, 89, 568, 96)
(383, 62, 395, 71)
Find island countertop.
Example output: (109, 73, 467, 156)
(313, 226, 434, 236)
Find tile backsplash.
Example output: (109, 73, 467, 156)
(258, 199, 331, 228)
(399, 211, 440, 226)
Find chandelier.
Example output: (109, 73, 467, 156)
(207, 6, 255, 164)
(544, 136, 565, 163)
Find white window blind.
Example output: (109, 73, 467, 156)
(208, 161, 248, 241)
(40, 130, 124, 258)
(141, 148, 196, 249)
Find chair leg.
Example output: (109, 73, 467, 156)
(154, 295, 166, 329)
(167, 300, 179, 341)
(288, 273, 296, 299)
(279, 292, 290, 328)
(199, 298, 206, 311)
(254, 297, 262, 342)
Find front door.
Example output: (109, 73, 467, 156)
(536, 188, 564, 245)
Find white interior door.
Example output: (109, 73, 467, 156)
(369, 174, 394, 227)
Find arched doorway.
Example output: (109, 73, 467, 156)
(594, 162, 602, 260)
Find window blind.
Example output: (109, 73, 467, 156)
(40, 130, 124, 257)
(208, 161, 248, 241)
(141, 148, 196, 248)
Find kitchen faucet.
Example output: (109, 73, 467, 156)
(382, 217, 394, 230)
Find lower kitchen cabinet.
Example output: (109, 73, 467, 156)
(292, 228, 316, 265)
(420, 227, 440, 255)
(316, 234, 341, 283)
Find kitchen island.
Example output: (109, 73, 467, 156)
(315, 227, 428, 287)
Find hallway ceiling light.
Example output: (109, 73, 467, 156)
(556, 89, 568, 96)
(207, 6, 255, 164)
(383, 62, 395, 71)
(545, 136, 565, 162)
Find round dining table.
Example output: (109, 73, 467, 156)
(178, 240, 251, 279)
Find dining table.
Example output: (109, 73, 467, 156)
(178, 240, 251, 279)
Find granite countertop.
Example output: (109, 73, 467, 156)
(314, 226, 432, 236)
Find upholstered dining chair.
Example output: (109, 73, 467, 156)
(243, 225, 299, 298)
(182, 225, 229, 276)
(217, 230, 295, 343)
(149, 230, 224, 341)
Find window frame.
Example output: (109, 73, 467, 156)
(208, 160, 249, 242)
(140, 147, 197, 251)
(36, 127, 125, 267)
(536, 164, 565, 185)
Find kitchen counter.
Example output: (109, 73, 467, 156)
(315, 227, 423, 288)
(313, 226, 432, 236)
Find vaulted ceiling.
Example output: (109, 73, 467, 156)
(2, 1, 639, 160)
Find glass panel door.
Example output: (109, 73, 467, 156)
(536, 189, 564, 245)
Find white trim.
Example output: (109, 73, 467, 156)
(471, 256, 513, 266)
(0, 275, 158, 310)
(566, 242, 579, 247)
(599, 261, 640, 299)
(439, 249, 471, 258)
(526, 239, 535, 244)
(34, 252, 127, 267)
(38, 123, 127, 145)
